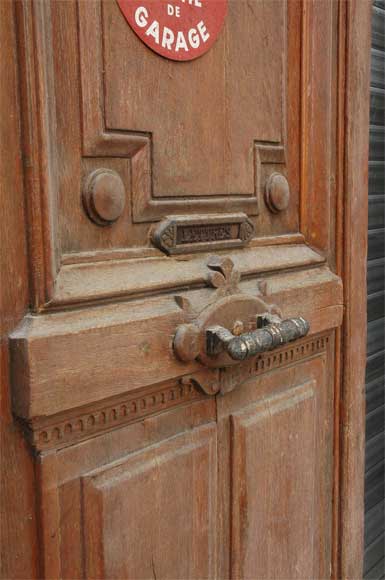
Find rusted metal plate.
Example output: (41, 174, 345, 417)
(152, 213, 254, 254)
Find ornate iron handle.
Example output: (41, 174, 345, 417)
(173, 257, 311, 371)
(206, 315, 310, 361)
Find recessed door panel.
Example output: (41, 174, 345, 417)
(81, 423, 217, 579)
(103, 0, 285, 197)
(231, 382, 317, 579)
(217, 354, 333, 579)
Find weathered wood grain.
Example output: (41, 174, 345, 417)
(10, 266, 342, 419)
(337, 0, 372, 577)
(0, 2, 39, 577)
(1, 0, 371, 577)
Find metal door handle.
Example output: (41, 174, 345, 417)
(173, 256, 311, 369)
(206, 315, 310, 361)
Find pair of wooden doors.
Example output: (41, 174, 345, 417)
(1, 0, 371, 578)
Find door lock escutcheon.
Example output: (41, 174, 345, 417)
(173, 256, 310, 368)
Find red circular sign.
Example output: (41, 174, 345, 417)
(117, 0, 227, 61)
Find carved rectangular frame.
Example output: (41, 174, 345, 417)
(15, 0, 331, 310)
(77, 0, 289, 221)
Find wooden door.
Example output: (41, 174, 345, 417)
(1, 1, 371, 578)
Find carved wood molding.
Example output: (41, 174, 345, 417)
(52, 243, 323, 307)
(22, 331, 331, 452)
(24, 380, 205, 452)
(15, 0, 60, 308)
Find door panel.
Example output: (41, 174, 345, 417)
(73, 0, 297, 231)
(82, 424, 217, 579)
(230, 382, 318, 579)
(101, 0, 285, 197)
(36, 351, 333, 580)
(217, 354, 333, 580)
(10, 0, 337, 307)
(13, 0, 336, 306)
(39, 397, 217, 579)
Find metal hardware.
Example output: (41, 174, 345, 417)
(152, 214, 254, 255)
(173, 256, 310, 370)
(206, 316, 310, 361)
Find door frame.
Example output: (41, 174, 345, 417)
(336, 0, 371, 577)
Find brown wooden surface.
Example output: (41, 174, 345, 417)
(103, 1, 284, 197)
(0, 2, 38, 577)
(82, 424, 217, 579)
(1, 0, 371, 578)
(338, 0, 372, 577)
(10, 265, 342, 418)
(214, 341, 336, 580)
(231, 384, 319, 578)
(14, 0, 307, 308)
(40, 398, 216, 579)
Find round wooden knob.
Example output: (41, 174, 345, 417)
(265, 172, 290, 213)
(174, 323, 200, 362)
(83, 169, 126, 226)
